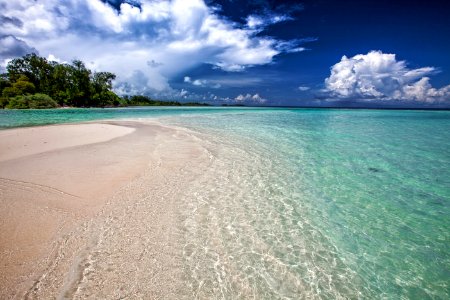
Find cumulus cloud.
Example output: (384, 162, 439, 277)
(184, 76, 221, 88)
(235, 93, 266, 104)
(325, 50, 450, 103)
(0, 0, 305, 97)
(184, 76, 205, 86)
(46, 53, 64, 63)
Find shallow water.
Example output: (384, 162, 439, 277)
(163, 109, 450, 299)
(3, 107, 450, 298)
(0, 106, 256, 128)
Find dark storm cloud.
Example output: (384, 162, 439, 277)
(0, 15, 23, 28)
(0, 35, 37, 59)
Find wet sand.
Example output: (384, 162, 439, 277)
(0, 121, 210, 299)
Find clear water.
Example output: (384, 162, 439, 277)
(2, 108, 449, 298)
(0, 106, 256, 128)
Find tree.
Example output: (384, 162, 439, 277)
(0, 73, 9, 95)
(6, 53, 53, 93)
(7, 93, 57, 109)
(2, 75, 35, 97)
(70, 60, 91, 107)
(50, 63, 75, 106)
(2, 54, 122, 108)
(90, 72, 117, 106)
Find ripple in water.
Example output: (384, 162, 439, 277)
(163, 109, 450, 299)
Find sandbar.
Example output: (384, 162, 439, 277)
(0, 120, 209, 299)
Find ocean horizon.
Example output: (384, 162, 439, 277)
(1, 107, 449, 298)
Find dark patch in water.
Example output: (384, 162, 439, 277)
(368, 167, 382, 173)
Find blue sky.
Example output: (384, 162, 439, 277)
(1, 0, 450, 107)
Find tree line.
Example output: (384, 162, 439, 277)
(0, 54, 122, 109)
(123, 95, 209, 107)
(0, 54, 208, 109)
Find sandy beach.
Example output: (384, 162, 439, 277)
(0, 120, 210, 299)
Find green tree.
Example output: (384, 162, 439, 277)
(90, 72, 117, 106)
(6, 53, 53, 93)
(2, 75, 35, 97)
(7, 93, 57, 109)
(0, 73, 9, 95)
(0, 97, 8, 108)
(70, 60, 91, 107)
(2, 54, 121, 108)
(50, 63, 75, 106)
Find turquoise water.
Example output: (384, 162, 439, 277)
(2, 108, 449, 298)
(0, 106, 254, 128)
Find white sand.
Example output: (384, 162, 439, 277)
(0, 123, 135, 162)
(0, 121, 210, 299)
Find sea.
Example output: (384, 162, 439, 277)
(1, 107, 449, 299)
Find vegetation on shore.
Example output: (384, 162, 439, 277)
(123, 95, 209, 107)
(0, 54, 209, 109)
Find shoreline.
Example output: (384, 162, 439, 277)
(0, 120, 211, 298)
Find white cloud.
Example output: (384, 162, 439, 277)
(244, 3, 305, 31)
(179, 89, 188, 97)
(207, 77, 263, 87)
(287, 47, 307, 53)
(235, 93, 266, 103)
(325, 50, 450, 103)
(246, 13, 292, 29)
(298, 86, 310, 91)
(46, 53, 63, 63)
(185, 74, 271, 89)
(184, 75, 221, 88)
(193, 79, 206, 86)
(0, 0, 303, 96)
(246, 15, 265, 29)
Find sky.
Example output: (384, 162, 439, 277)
(1, 0, 450, 107)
